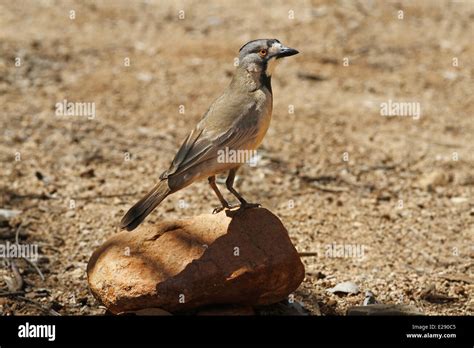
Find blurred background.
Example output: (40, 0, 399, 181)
(0, 0, 472, 315)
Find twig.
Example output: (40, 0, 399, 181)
(15, 295, 61, 316)
(357, 165, 396, 174)
(23, 257, 45, 281)
(12, 222, 45, 281)
(8, 193, 58, 200)
(0, 291, 25, 297)
(299, 174, 350, 193)
(297, 72, 327, 82)
(15, 221, 23, 245)
(311, 183, 349, 193)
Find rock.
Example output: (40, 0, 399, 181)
(455, 172, 474, 186)
(420, 284, 457, 303)
(417, 171, 451, 191)
(79, 168, 95, 178)
(327, 281, 360, 295)
(0, 209, 22, 226)
(347, 304, 422, 316)
(285, 301, 309, 315)
(308, 271, 326, 279)
(363, 290, 377, 305)
(65, 210, 76, 218)
(0, 209, 22, 219)
(450, 197, 468, 204)
(87, 208, 304, 314)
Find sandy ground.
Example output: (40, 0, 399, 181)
(0, 0, 473, 315)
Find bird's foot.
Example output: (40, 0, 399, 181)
(212, 202, 260, 214)
(212, 206, 226, 214)
(212, 203, 242, 214)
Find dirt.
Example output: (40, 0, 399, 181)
(0, 0, 472, 316)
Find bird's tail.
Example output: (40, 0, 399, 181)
(120, 180, 171, 231)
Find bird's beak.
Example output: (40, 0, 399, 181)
(276, 46, 299, 59)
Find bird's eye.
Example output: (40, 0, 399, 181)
(259, 49, 268, 57)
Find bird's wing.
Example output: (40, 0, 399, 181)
(160, 102, 260, 179)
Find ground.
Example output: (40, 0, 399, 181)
(0, 0, 472, 315)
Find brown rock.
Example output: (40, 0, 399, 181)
(87, 208, 304, 314)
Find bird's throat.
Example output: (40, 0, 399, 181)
(265, 57, 279, 77)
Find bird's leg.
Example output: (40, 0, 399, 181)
(208, 176, 231, 214)
(225, 168, 260, 209)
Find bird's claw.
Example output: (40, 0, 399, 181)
(212, 206, 227, 214)
(212, 202, 260, 214)
(213, 202, 252, 214)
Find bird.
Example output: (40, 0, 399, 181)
(120, 39, 299, 231)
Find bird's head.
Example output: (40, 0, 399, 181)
(238, 39, 299, 77)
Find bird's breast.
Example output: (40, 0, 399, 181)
(251, 88, 273, 149)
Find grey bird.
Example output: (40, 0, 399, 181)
(120, 39, 299, 231)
